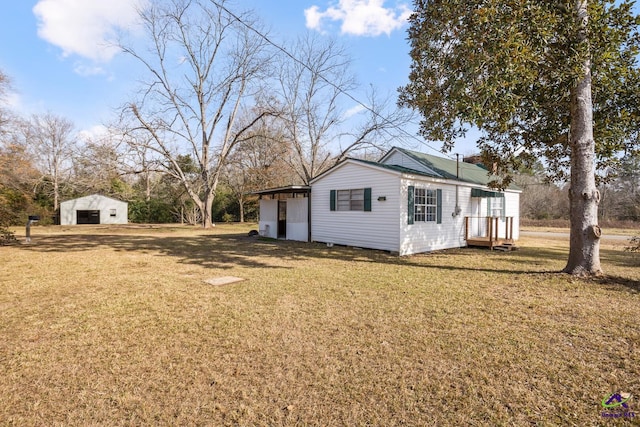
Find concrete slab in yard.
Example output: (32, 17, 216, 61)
(203, 276, 245, 286)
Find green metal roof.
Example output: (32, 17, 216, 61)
(345, 157, 442, 178)
(383, 147, 521, 191)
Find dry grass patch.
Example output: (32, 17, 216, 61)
(1, 224, 638, 425)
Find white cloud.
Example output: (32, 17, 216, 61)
(78, 124, 109, 142)
(343, 104, 366, 119)
(73, 62, 107, 77)
(305, 0, 411, 37)
(33, 0, 147, 63)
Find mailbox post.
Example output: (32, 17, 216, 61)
(26, 215, 39, 243)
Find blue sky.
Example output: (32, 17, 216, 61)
(0, 0, 477, 155)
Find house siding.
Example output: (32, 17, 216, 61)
(259, 199, 278, 239)
(505, 191, 520, 240)
(286, 198, 309, 242)
(311, 162, 402, 252)
(399, 178, 469, 255)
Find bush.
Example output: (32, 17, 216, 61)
(0, 226, 17, 245)
(128, 199, 175, 223)
(222, 212, 235, 223)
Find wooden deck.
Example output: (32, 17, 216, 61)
(465, 216, 517, 250)
(466, 236, 515, 250)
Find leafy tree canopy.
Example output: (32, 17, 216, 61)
(399, 0, 640, 187)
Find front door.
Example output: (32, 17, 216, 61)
(277, 200, 286, 239)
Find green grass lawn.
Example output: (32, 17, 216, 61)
(1, 224, 638, 426)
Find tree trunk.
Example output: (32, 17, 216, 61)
(201, 188, 215, 228)
(53, 176, 59, 212)
(563, 0, 602, 276)
(145, 170, 151, 202)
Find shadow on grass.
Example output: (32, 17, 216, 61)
(17, 233, 298, 270)
(592, 275, 640, 293)
(16, 232, 640, 292)
(17, 232, 542, 274)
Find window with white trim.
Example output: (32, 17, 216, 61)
(490, 197, 504, 218)
(414, 188, 437, 222)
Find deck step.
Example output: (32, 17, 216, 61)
(494, 243, 517, 251)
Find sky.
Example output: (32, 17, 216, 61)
(0, 0, 478, 156)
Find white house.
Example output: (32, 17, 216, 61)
(59, 194, 128, 225)
(256, 147, 520, 255)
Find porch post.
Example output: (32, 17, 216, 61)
(465, 216, 469, 241)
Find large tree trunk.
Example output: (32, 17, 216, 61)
(238, 194, 245, 223)
(564, 0, 602, 276)
(201, 187, 215, 228)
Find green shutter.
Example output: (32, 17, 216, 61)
(364, 188, 372, 212)
(436, 189, 442, 224)
(407, 185, 414, 225)
(330, 190, 336, 211)
(487, 197, 492, 217)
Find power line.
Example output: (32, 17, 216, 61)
(211, 0, 455, 159)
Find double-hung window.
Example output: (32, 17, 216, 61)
(408, 186, 442, 224)
(414, 188, 437, 222)
(489, 197, 505, 218)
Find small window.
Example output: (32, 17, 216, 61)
(337, 189, 365, 211)
(110, 209, 117, 217)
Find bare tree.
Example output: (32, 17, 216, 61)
(224, 112, 297, 221)
(516, 176, 569, 220)
(25, 113, 76, 211)
(0, 70, 12, 134)
(0, 134, 42, 226)
(272, 33, 414, 184)
(115, 127, 165, 202)
(598, 153, 640, 222)
(120, 0, 273, 228)
(73, 131, 130, 199)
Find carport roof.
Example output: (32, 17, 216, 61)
(252, 185, 311, 196)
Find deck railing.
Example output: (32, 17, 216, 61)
(465, 216, 514, 247)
